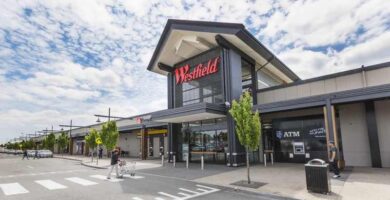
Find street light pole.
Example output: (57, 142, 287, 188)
(108, 107, 111, 122)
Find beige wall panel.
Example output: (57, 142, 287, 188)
(118, 132, 139, 157)
(262, 107, 323, 120)
(366, 68, 390, 87)
(339, 103, 371, 166)
(262, 91, 275, 104)
(284, 86, 298, 100)
(309, 80, 326, 96)
(335, 74, 363, 92)
(324, 78, 337, 94)
(273, 88, 287, 102)
(296, 84, 311, 98)
(374, 100, 390, 167)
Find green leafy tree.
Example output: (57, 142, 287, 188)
(45, 133, 56, 151)
(57, 132, 69, 156)
(100, 121, 119, 157)
(85, 129, 99, 161)
(229, 91, 261, 184)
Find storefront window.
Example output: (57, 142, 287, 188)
(174, 48, 224, 107)
(181, 118, 228, 163)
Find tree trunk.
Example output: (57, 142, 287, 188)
(246, 147, 251, 184)
(91, 148, 94, 162)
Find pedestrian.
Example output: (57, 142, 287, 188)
(33, 149, 39, 159)
(98, 147, 103, 159)
(106, 148, 121, 179)
(329, 142, 340, 178)
(22, 149, 29, 160)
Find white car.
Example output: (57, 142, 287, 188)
(38, 150, 53, 158)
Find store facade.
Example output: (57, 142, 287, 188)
(146, 19, 390, 168)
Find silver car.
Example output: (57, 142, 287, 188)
(38, 150, 53, 158)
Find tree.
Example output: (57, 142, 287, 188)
(45, 133, 56, 151)
(85, 129, 99, 162)
(57, 132, 69, 156)
(229, 91, 261, 184)
(100, 121, 119, 157)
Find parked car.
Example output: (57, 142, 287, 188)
(15, 150, 23, 155)
(27, 150, 36, 157)
(38, 150, 53, 158)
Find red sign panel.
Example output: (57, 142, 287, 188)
(174, 56, 220, 84)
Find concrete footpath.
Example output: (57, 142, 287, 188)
(53, 154, 162, 170)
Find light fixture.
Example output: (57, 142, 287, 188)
(96, 117, 101, 123)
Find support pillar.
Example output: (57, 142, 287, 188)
(365, 101, 382, 168)
(140, 126, 148, 160)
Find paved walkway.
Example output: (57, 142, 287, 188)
(53, 154, 162, 170)
(192, 163, 390, 200)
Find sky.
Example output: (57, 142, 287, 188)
(0, 0, 389, 143)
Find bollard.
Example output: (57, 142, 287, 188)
(271, 152, 274, 165)
(201, 155, 204, 170)
(161, 155, 164, 166)
(186, 155, 189, 169)
(264, 153, 267, 167)
(173, 155, 176, 167)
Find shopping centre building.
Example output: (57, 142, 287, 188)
(67, 19, 390, 168)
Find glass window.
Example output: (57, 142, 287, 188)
(174, 49, 224, 107)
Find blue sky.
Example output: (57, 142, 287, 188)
(0, 0, 389, 143)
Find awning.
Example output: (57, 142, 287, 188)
(151, 102, 226, 123)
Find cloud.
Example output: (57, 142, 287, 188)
(0, 0, 389, 143)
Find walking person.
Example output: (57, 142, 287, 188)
(106, 148, 121, 179)
(98, 147, 103, 159)
(33, 149, 39, 159)
(329, 142, 341, 178)
(22, 149, 29, 160)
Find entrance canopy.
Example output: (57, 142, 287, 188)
(147, 19, 299, 83)
(151, 102, 226, 123)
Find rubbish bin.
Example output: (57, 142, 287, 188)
(305, 159, 330, 194)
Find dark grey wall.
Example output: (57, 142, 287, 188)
(223, 48, 246, 166)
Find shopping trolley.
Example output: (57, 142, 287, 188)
(119, 160, 136, 176)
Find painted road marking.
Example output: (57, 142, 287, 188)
(178, 192, 191, 197)
(132, 197, 143, 200)
(179, 188, 198, 194)
(158, 192, 181, 199)
(157, 184, 220, 200)
(0, 183, 29, 196)
(0, 169, 87, 179)
(154, 198, 165, 200)
(111, 173, 144, 179)
(35, 180, 67, 190)
(90, 175, 123, 182)
(27, 165, 34, 169)
(65, 177, 98, 186)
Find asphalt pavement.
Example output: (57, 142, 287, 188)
(0, 153, 292, 200)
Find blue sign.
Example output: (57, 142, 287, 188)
(276, 130, 283, 139)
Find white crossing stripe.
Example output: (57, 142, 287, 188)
(0, 183, 29, 196)
(35, 180, 67, 190)
(178, 192, 191, 197)
(179, 188, 199, 194)
(132, 197, 143, 200)
(196, 184, 217, 190)
(112, 173, 144, 179)
(158, 192, 181, 199)
(196, 188, 208, 192)
(154, 198, 165, 200)
(90, 175, 123, 182)
(65, 177, 98, 186)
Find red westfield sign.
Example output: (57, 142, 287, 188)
(175, 56, 220, 84)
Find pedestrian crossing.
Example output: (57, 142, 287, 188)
(0, 175, 220, 200)
(0, 175, 120, 196)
